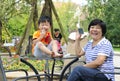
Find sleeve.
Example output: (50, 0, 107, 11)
(98, 42, 112, 56)
(33, 31, 40, 40)
(83, 42, 89, 52)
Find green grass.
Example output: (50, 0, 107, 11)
(113, 47, 120, 52)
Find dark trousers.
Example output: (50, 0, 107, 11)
(67, 66, 112, 81)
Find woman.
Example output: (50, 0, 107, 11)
(67, 19, 114, 81)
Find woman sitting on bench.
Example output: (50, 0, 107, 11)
(67, 19, 114, 81)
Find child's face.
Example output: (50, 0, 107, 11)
(39, 21, 51, 31)
(54, 31, 60, 35)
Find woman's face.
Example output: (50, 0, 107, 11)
(39, 21, 51, 31)
(89, 25, 103, 41)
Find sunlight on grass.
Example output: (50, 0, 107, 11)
(113, 47, 120, 52)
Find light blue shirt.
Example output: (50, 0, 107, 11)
(83, 37, 114, 81)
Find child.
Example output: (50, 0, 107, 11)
(54, 28, 63, 53)
(32, 16, 63, 59)
(54, 28, 62, 43)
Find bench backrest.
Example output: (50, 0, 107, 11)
(0, 56, 7, 81)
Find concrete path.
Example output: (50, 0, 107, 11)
(114, 52, 120, 81)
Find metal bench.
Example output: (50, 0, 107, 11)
(59, 55, 120, 81)
(0, 55, 52, 81)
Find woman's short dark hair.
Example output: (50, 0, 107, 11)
(88, 19, 106, 36)
(38, 16, 51, 26)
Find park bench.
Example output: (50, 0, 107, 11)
(0, 55, 52, 81)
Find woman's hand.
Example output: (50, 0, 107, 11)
(75, 31, 82, 40)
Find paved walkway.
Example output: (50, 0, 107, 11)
(6, 52, 120, 81)
(113, 52, 120, 81)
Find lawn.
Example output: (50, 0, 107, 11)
(113, 47, 120, 52)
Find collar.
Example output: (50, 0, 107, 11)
(90, 37, 106, 46)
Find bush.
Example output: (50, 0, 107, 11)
(2, 57, 63, 72)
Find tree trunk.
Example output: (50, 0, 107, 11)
(16, 3, 34, 55)
(48, 0, 68, 44)
(33, 0, 38, 30)
(40, 0, 52, 19)
(0, 21, 2, 43)
(40, 0, 53, 36)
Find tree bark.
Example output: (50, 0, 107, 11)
(33, 0, 38, 30)
(0, 21, 2, 43)
(48, 0, 68, 44)
(40, 0, 53, 35)
(16, 3, 34, 55)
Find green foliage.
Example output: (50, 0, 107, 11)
(86, 0, 105, 20)
(53, 2, 78, 36)
(2, 57, 63, 72)
(1, 1, 79, 42)
(0, 0, 32, 41)
(103, 0, 120, 45)
(2, 57, 47, 71)
(1, 0, 120, 45)
(86, 0, 120, 45)
(7, 14, 29, 36)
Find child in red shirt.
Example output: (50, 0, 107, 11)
(32, 16, 63, 58)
